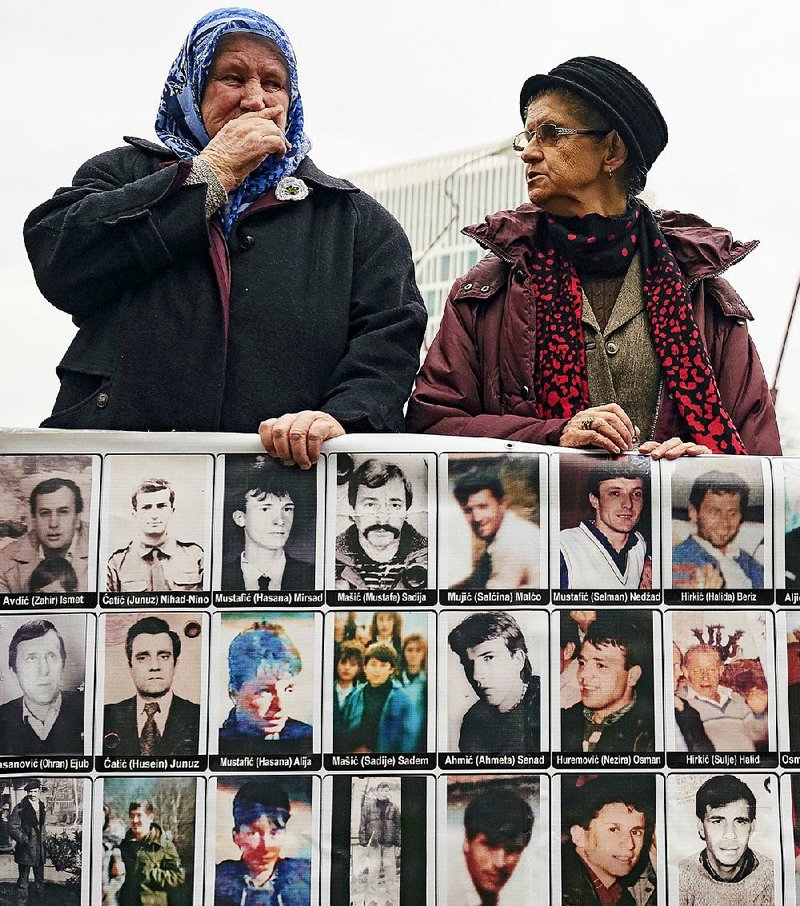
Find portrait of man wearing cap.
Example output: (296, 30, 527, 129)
(407, 56, 779, 458)
(7, 779, 47, 904)
(215, 779, 311, 906)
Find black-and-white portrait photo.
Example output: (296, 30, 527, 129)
(100, 455, 213, 594)
(668, 773, 778, 905)
(443, 774, 545, 906)
(667, 457, 770, 591)
(0, 777, 89, 905)
(218, 454, 320, 591)
(0, 456, 99, 595)
(99, 613, 205, 758)
(556, 455, 655, 589)
(443, 454, 544, 590)
(443, 611, 546, 754)
(329, 454, 433, 592)
(780, 460, 800, 590)
(0, 615, 91, 756)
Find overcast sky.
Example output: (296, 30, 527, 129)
(2, 0, 798, 446)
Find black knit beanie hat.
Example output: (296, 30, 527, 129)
(519, 56, 668, 181)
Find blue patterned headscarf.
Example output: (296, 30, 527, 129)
(155, 7, 311, 234)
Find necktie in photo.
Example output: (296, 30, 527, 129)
(140, 701, 161, 755)
(145, 547, 169, 591)
(258, 574, 272, 591)
(472, 550, 493, 588)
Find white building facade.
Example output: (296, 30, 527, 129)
(347, 142, 527, 348)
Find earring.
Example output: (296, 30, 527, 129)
(607, 169, 614, 180)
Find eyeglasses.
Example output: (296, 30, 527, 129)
(512, 124, 611, 154)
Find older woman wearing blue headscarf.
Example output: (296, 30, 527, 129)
(25, 8, 426, 467)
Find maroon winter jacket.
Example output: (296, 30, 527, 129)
(406, 205, 781, 455)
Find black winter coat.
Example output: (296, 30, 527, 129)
(24, 140, 427, 432)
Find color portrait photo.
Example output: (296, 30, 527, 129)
(0, 777, 90, 905)
(0, 455, 99, 595)
(208, 775, 315, 906)
(96, 775, 203, 906)
(212, 611, 320, 757)
(100, 455, 213, 594)
(778, 459, 800, 590)
(553, 454, 657, 590)
(440, 774, 546, 906)
(668, 610, 774, 755)
(441, 453, 546, 590)
(664, 456, 771, 591)
(330, 611, 432, 755)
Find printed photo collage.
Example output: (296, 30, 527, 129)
(2, 447, 800, 904)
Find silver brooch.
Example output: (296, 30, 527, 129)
(275, 176, 309, 202)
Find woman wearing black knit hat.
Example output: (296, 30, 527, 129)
(407, 56, 780, 457)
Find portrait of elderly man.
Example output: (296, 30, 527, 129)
(561, 774, 656, 906)
(107, 479, 204, 593)
(0, 477, 89, 594)
(451, 469, 540, 590)
(215, 779, 310, 906)
(7, 779, 47, 905)
(560, 611, 654, 753)
(672, 642, 714, 754)
(222, 457, 315, 591)
(220, 621, 312, 755)
(335, 459, 428, 592)
(24, 8, 425, 468)
(103, 616, 201, 757)
(673, 470, 764, 589)
(560, 460, 651, 589)
(118, 798, 186, 906)
(448, 611, 541, 754)
(449, 787, 534, 906)
(679, 644, 768, 753)
(678, 775, 774, 905)
(406, 56, 780, 458)
(0, 619, 85, 755)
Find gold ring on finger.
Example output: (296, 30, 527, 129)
(580, 417, 594, 431)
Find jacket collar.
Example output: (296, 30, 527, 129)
(123, 136, 359, 194)
(462, 203, 758, 287)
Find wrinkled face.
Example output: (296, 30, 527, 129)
(460, 490, 506, 542)
(690, 491, 743, 551)
(201, 33, 290, 139)
(235, 492, 294, 551)
(364, 657, 394, 688)
(129, 632, 176, 698)
(700, 799, 754, 869)
(404, 641, 425, 673)
(352, 478, 408, 550)
(572, 802, 645, 882)
(234, 813, 286, 876)
(32, 487, 80, 554)
(684, 649, 723, 699)
(336, 658, 360, 685)
(521, 92, 612, 216)
(134, 489, 174, 540)
(464, 832, 525, 895)
(129, 807, 154, 841)
(15, 630, 64, 707)
(466, 637, 524, 710)
(578, 641, 637, 714)
(589, 478, 645, 539)
(375, 612, 395, 639)
(234, 671, 295, 734)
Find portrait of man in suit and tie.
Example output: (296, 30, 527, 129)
(102, 616, 201, 757)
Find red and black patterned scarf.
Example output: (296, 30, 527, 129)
(530, 202, 746, 454)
